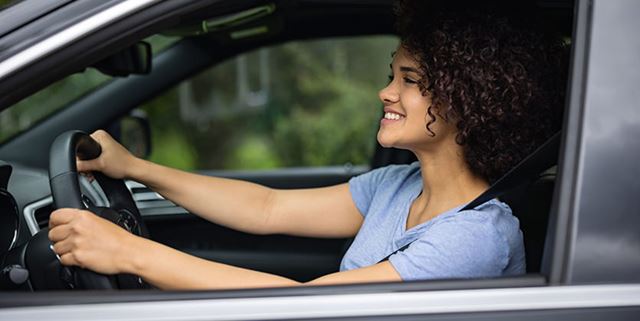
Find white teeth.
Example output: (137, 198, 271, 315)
(384, 112, 403, 120)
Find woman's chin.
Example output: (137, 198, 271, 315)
(377, 136, 413, 151)
(376, 135, 395, 149)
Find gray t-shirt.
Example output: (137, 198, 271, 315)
(341, 162, 526, 280)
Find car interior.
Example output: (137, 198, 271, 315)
(0, 0, 574, 292)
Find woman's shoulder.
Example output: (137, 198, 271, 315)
(433, 199, 519, 237)
(348, 162, 421, 216)
(450, 199, 513, 220)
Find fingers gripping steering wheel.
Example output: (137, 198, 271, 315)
(48, 130, 150, 289)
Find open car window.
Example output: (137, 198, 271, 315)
(140, 35, 398, 171)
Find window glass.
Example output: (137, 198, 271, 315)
(142, 35, 398, 171)
(0, 0, 19, 10)
(0, 0, 15, 11)
(0, 70, 111, 143)
(0, 34, 178, 144)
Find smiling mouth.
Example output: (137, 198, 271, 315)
(383, 112, 404, 121)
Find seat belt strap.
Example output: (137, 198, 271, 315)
(459, 131, 561, 212)
(378, 243, 411, 263)
(377, 131, 561, 263)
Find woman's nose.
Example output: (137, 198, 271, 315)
(378, 82, 399, 105)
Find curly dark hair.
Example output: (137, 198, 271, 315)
(394, 0, 569, 183)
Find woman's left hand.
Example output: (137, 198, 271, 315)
(48, 208, 137, 275)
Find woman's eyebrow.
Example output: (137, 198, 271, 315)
(400, 66, 419, 74)
(389, 64, 419, 74)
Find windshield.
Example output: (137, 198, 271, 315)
(0, 34, 179, 144)
(0, 70, 112, 143)
(0, 0, 20, 10)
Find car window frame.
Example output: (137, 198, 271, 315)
(4, 0, 629, 316)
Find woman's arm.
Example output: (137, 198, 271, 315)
(78, 130, 363, 238)
(130, 235, 401, 289)
(48, 208, 401, 290)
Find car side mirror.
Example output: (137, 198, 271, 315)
(108, 110, 152, 159)
(92, 42, 152, 77)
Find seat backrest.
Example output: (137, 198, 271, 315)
(500, 167, 556, 273)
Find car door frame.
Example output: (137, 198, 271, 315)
(1, 0, 640, 320)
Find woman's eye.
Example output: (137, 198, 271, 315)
(403, 77, 418, 85)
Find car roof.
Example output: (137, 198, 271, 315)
(0, 0, 131, 62)
(0, 0, 74, 38)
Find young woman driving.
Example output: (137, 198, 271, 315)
(47, 1, 567, 290)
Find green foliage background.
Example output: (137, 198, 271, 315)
(141, 36, 397, 171)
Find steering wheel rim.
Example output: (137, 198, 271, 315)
(48, 130, 149, 290)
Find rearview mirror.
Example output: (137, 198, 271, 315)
(92, 42, 152, 77)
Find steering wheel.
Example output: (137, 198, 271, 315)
(45, 130, 150, 289)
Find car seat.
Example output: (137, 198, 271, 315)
(500, 167, 556, 273)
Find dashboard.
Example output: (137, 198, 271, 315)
(0, 162, 19, 259)
(0, 160, 109, 290)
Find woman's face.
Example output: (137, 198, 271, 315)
(377, 46, 456, 152)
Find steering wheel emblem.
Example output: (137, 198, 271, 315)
(117, 211, 138, 234)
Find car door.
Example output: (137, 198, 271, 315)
(1, 0, 639, 320)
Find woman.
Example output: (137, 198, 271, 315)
(48, 1, 567, 289)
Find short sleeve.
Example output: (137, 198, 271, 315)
(348, 163, 417, 217)
(388, 212, 510, 281)
(348, 167, 387, 216)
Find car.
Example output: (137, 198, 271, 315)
(0, 0, 639, 320)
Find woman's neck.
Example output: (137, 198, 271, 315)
(411, 140, 489, 220)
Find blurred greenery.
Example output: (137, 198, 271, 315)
(141, 36, 398, 171)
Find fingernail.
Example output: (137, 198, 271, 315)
(49, 244, 62, 262)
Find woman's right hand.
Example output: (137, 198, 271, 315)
(76, 130, 137, 180)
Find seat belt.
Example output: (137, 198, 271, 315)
(459, 131, 561, 211)
(377, 131, 561, 263)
